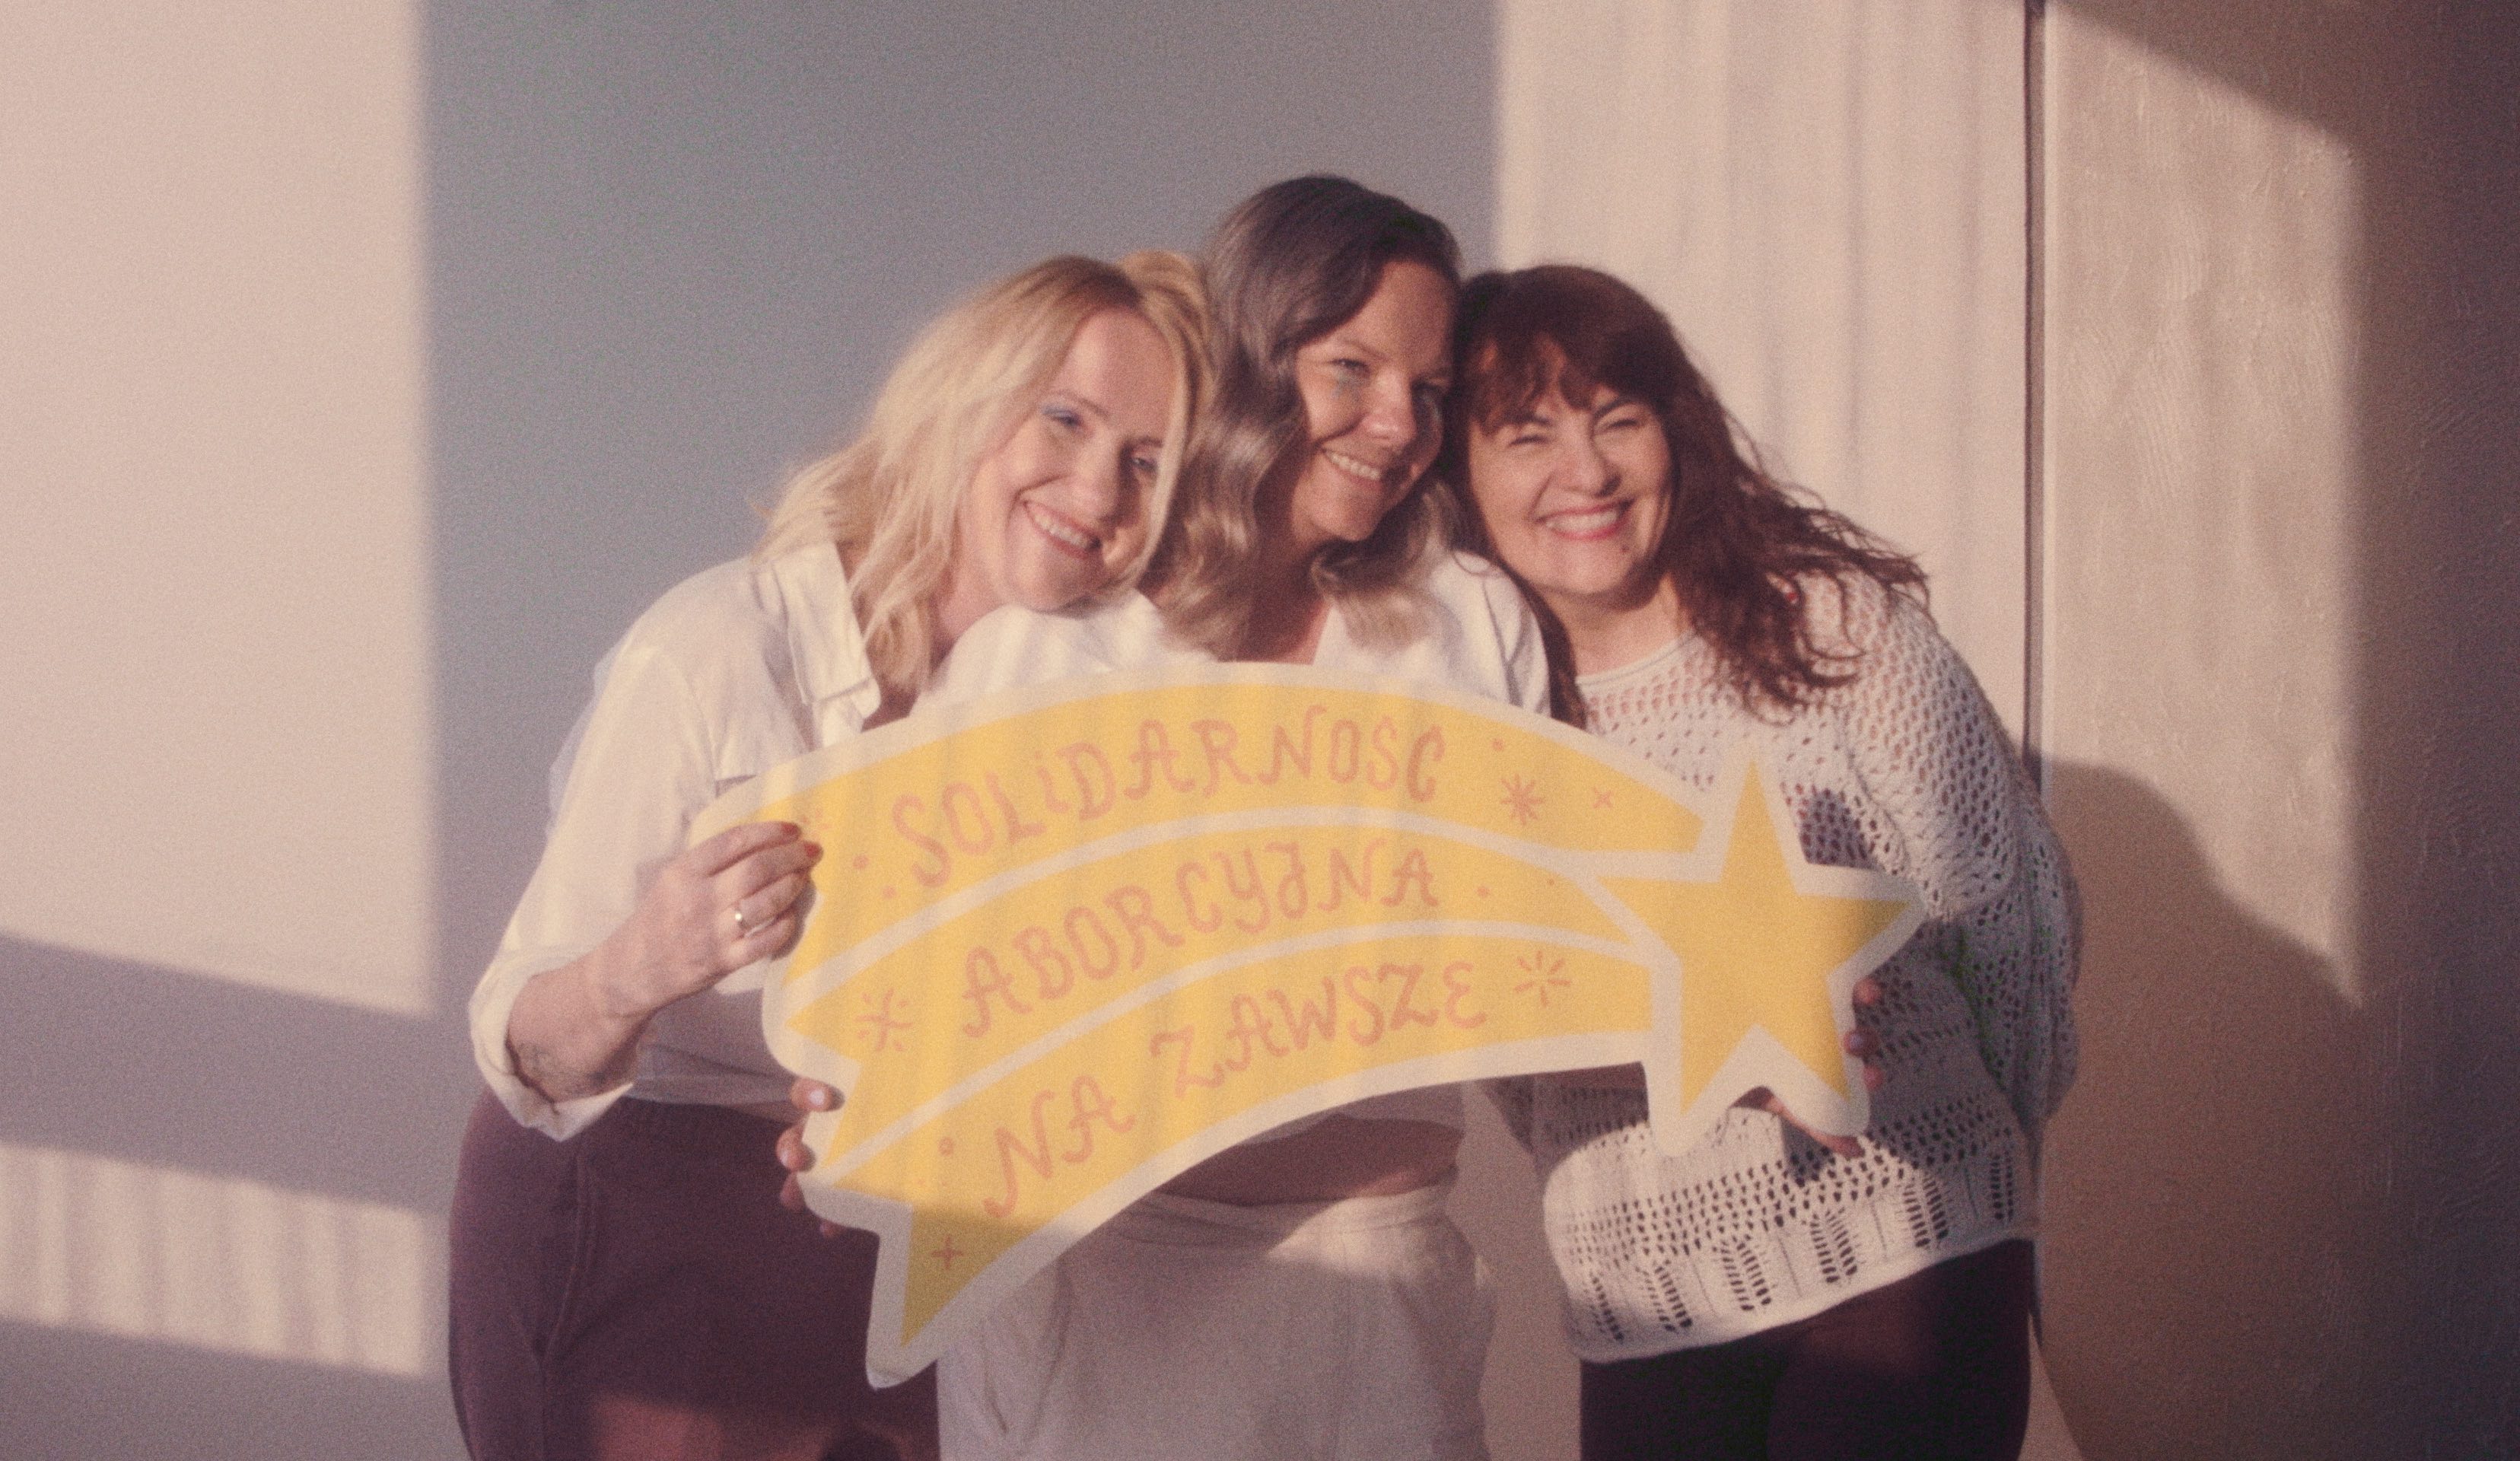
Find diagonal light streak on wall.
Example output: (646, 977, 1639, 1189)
(0, 1141, 440, 1378)
(0, 0, 435, 1016)
(2041, 13, 2362, 984)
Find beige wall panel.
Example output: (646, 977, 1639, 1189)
(2032, 2, 2520, 1453)
(2037, 12, 2377, 1453)
(0, 1, 434, 1014)
(1496, 0, 2029, 729)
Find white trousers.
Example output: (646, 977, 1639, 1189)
(940, 1179, 1495, 1461)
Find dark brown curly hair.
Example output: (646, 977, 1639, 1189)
(1435, 264, 1926, 722)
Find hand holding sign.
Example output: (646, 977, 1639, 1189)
(692, 665, 1921, 1383)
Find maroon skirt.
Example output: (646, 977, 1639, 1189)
(448, 1093, 935, 1461)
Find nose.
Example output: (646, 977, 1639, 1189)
(1562, 434, 1615, 495)
(1068, 444, 1131, 524)
(1359, 375, 1423, 452)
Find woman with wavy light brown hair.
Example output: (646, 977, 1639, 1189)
(450, 250, 1204, 1461)
(1439, 263, 2077, 1461)
(789, 177, 1548, 1461)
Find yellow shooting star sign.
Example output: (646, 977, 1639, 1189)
(690, 665, 1923, 1383)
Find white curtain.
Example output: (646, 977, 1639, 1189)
(1494, 0, 2029, 730)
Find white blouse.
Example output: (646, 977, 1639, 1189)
(468, 545, 880, 1138)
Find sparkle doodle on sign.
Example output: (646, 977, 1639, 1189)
(1500, 772, 1544, 825)
(856, 987, 913, 1053)
(1513, 948, 1571, 1007)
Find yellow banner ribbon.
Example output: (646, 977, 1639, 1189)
(692, 665, 1920, 1383)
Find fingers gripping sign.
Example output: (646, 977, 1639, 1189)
(603, 821, 821, 1020)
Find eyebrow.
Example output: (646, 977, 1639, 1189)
(1046, 387, 1111, 426)
(1060, 389, 1170, 452)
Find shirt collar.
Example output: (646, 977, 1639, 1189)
(765, 543, 882, 739)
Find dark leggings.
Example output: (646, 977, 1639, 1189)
(1580, 1240, 2034, 1461)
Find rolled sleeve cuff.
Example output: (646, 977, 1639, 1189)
(469, 952, 635, 1141)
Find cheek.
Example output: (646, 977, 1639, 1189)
(1466, 463, 1534, 530)
(1298, 378, 1351, 444)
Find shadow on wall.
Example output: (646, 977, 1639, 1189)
(2037, 764, 2391, 1459)
(0, 936, 476, 1459)
(2038, 4, 2520, 1457)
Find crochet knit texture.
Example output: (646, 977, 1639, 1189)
(1493, 579, 2079, 1359)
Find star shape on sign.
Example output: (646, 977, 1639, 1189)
(1600, 756, 1918, 1116)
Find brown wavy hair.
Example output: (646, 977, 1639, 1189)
(1153, 176, 1464, 657)
(1437, 264, 1925, 720)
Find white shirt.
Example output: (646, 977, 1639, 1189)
(469, 545, 880, 1138)
(927, 548, 1554, 1135)
(933, 549, 1548, 713)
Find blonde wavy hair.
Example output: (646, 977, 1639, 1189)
(1153, 177, 1462, 657)
(756, 251, 1208, 696)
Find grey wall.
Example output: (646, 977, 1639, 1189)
(1, 4, 1498, 1456)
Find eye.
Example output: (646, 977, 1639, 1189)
(1599, 406, 1649, 433)
(1040, 403, 1084, 431)
(1128, 450, 1161, 480)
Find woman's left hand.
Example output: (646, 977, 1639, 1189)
(776, 1076, 844, 1238)
(1736, 974, 1887, 1157)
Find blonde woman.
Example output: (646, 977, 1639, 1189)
(449, 252, 1205, 1461)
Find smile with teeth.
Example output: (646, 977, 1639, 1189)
(1321, 446, 1399, 486)
(1023, 500, 1102, 558)
(1542, 501, 1629, 538)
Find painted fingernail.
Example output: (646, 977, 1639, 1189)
(803, 842, 823, 859)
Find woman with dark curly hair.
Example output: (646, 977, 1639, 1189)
(1440, 264, 2077, 1461)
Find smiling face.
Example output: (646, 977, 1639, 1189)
(1465, 375, 1676, 625)
(1274, 259, 1456, 555)
(938, 308, 1177, 644)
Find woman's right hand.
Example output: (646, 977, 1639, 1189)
(504, 821, 822, 1105)
(594, 820, 821, 1023)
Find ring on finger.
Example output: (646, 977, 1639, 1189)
(730, 903, 752, 938)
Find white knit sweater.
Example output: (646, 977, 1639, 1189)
(1493, 579, 2078, 1361)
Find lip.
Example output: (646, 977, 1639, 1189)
(1538, 499, 1632, 542)
(1023, 499, 1103, 560)
(1320, 445, 1402, 487)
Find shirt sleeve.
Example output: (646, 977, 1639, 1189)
(1838, 591, 2081, 1147)
(467, 636, 718, 1138)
